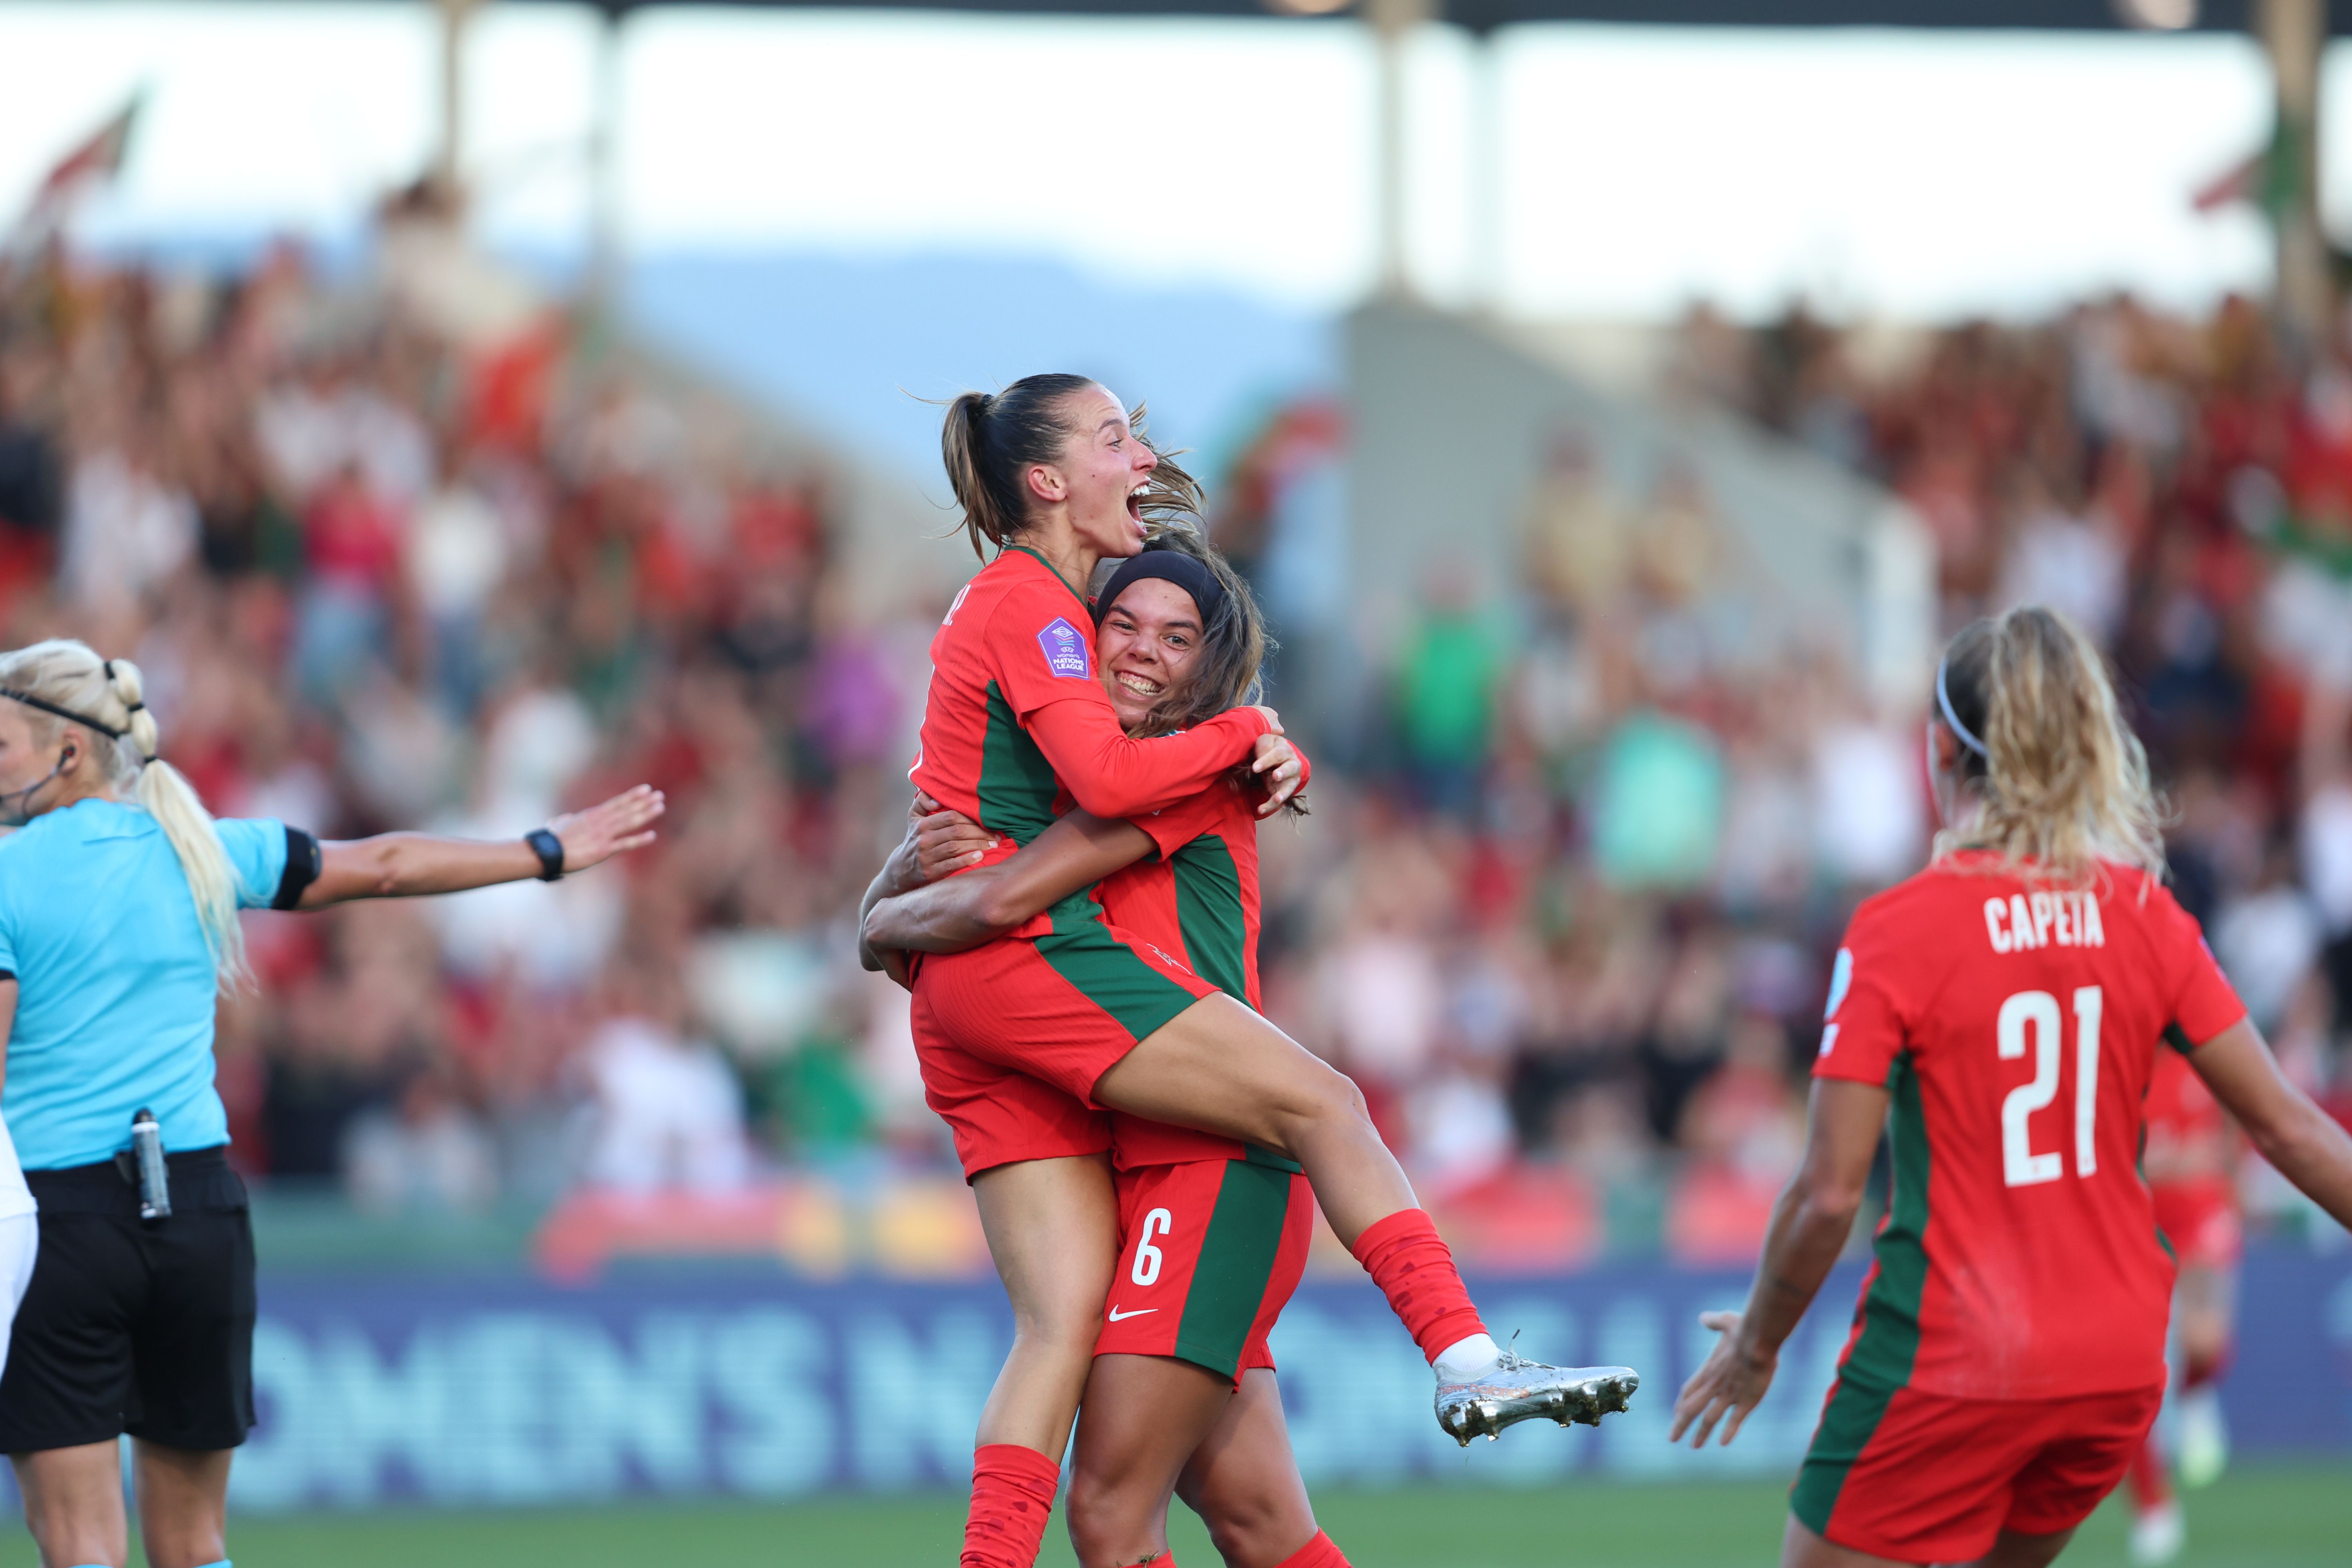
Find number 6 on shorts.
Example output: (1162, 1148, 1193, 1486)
(1132, 1207, 1172, 1286)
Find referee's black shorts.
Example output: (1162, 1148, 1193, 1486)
(0, 1146, 256, 1454)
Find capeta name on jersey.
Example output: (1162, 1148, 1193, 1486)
(1982, 888, 2106, 955)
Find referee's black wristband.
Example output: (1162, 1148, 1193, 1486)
(524, 827, 566, 882)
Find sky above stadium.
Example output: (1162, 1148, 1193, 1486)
(0, 3, 2322, 320)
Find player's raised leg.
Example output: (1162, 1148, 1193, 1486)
(1091, 992, 1637, 1442)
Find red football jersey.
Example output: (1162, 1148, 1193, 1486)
(908, 548, 1270, 935)
(1097, 775, 1270, 1169)
(2143, 1042, 2238, 1232)
(1815, 854, 2246, 1400)
(2144, 1045, 2228, 1171)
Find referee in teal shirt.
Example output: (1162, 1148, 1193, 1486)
(0, 639, 663, 1568)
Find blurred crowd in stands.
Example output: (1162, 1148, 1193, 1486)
(1243, 293, 2352, 1267)
(0, 213, 935, 1240)
(1223, 293, 2352, 1267)
(2, 214, 2347, 1274)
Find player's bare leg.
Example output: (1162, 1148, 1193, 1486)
(1065, 1353, 1237, 1567)
(1781, 1515, 2077, 1568)
(965, 1154, 1120, 1568)
(1780, 1516, 1907, 1568)
(1176, 1368, 1332, 1568)
(1092, 995, 1416, 1245)
(1970, 1525, 2080, 1568)
(1093, 994, 1637, 1441)
(973, 1154, 1120, 1453)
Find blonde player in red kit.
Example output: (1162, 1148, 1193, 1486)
(1670, 606, 2352, 1568)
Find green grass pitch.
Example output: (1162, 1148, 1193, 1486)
(4, 1466, 2339, 1566)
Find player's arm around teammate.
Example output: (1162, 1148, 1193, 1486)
(909, 381, 1629, 1568)
(0, 639, 661, 1568)
(883, 546, 1347, 1568)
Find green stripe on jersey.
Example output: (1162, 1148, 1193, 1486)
(1169, 833, 1249, 1002)
(1034, 900, 1203, 1046)
(976, 679, 1060, 844)
(1167, 833, 1299, 1175)
(1791, 1054, 1931, 1539)
(1172, 1159, 1294, 1378)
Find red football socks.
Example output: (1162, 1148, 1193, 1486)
(1273, 1530, 1352, 1567)
(1350, 1209, 1488, 1365)
(962, 1443, 1061, 1568)
(2125, 1434, 2172, 1510)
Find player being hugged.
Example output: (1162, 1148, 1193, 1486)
(871, 527, 1349, 1568)
(1668, 606, 2352, 1568)
(868, 375, 1632, 1568)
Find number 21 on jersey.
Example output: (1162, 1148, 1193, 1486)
(1996, 986, 2102, 1188)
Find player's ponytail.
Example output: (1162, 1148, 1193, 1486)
(0, 639, 251, 989)
(1932, 607, 2165, 884)
(939, 374, 1199, 559)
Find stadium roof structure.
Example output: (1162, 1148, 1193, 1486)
(550, 0, 2336, 37)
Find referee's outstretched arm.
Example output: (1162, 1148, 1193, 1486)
(297, 784, 666, 907)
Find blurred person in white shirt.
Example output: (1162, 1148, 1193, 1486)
(580, 963, 753, 1194)
(1810, 713, 1924, 888)
(2211, 841, 2323, 1034)
(1995, 471, 2127, 649)
(343, 1065, 500, 1214)
(60, 448, 194, 619)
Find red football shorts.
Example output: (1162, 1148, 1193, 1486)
(911, 916, 1217, 1180)
(911, 971, 1108, 1180)
(1095, 1154, 1314, 1381)
(2151, 1180, 2243, 1270)
(1793, 1379, 2163, 1563)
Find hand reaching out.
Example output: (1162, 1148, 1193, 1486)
(550, 785, 666, 874)
(1668, 1311, 1776, 1450)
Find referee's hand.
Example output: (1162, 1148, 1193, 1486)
(550, 785, 666, 873)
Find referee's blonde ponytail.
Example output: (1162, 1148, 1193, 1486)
(0, 639, 251, 989)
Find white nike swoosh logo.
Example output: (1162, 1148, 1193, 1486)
(1105, 1307, 1157, 1321)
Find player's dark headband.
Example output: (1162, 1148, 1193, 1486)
(1093, 550, 1227, 633)
(1935, 659, 1989, 759)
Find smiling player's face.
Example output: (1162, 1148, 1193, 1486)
(1096, 578, 1203, 733)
